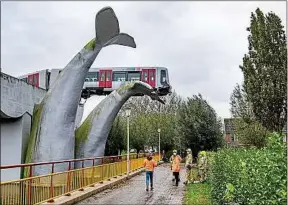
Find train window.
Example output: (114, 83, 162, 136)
(143, 72, 148, 81)
(106, 71, 111, 81)
(85, 78, 89, 82)
(160, 70, 166, 83)
(100, 72, 105, 81)
(113, 72, 126, 81)
(86, 72, 98, 82)
(23, 77, 28, 83)
(149, 71, 154, 81)
(128, 72, 141, 81)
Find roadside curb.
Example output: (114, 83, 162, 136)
(41, 162, 164, 205)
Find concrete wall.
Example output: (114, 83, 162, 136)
(1, 113, 32, 181)
(1, 72, 46, 118)
(0, 72, 86, 181)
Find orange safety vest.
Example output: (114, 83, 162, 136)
(171, 155, 182, 172)
(143, 159, 157, 171)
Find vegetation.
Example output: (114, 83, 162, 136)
(104, 91, 223, 157)
(184, 182, 212, 205)
(234, 8, 287, 133)
(230, 8, 286, 147)
(210, 133, 287, 205)
(105, 116, 125, 156)
(177, 94, 224, 156)
(185, 8, 287, 205)
(23, 103, 43, 178)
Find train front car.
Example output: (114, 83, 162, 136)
(156, 67, 172, 96)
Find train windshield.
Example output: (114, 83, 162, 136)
(128, 72, 141, 81)
(160, 70, 166, 84)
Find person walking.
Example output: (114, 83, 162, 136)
(170, 150, 182, 186)
(184, 148, 193, 185)
(143, 152, 157, 191)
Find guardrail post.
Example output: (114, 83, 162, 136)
(66, 162, 72, 194)
(80, 161, 84, 190)
(90, 159, 95, 187)
(101, 157, 104, 182)
(48, 163, 55, 202)
(28, 165, 33, 205)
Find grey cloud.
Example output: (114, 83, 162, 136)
(1, 1, 286, 118)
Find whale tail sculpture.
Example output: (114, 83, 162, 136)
(95, 7, 136, 48)
(75, 81, 165, 168)
(24, 6, 136, 177)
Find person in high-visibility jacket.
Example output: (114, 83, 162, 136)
(170, 150, 182, 186)
(198, 151, 208, 182)
(184, 148, 193, 185)
(143, 152, 157, 191)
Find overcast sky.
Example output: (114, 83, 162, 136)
(1, 1, 286, 120)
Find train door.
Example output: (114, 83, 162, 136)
(148, 69, 156, 87)
(99, 70, 112, 88)
(141, 68, 156, 87)
(99, 70, 106, 88)
(105, 70, 112, 88)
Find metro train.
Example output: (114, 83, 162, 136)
(18, 67, 171, 98)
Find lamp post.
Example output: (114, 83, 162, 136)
(157, 128, 161, 162)
(125, 108, 131, 175)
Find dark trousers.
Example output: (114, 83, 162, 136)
(173, 172, 180, 185)
(146, 171, 153, 187)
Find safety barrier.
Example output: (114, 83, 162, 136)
(0, 153, 159, 205)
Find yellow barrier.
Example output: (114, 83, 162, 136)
(0, 158, 145, 205)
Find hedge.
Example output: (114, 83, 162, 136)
(210, 133, 287, 205)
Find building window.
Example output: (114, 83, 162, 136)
(113, 72, 126, 81)
(160, 70, 166, 83)
(128, 72, 141, 81)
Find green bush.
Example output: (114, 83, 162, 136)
(210, 133, 287, 205)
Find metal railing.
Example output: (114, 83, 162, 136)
(0, 153, 159, 205)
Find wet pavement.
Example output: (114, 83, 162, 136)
(76, 163, 186, 204)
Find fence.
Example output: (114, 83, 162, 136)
(1, 153, 159, 205)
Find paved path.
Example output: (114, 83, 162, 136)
(76, 163, 186, 205)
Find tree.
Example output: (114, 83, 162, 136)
(240, 8, 287, 133)
(230, 84, 271, 148)
(105, 116, 125, 156)
(230, 84, 254, 123)
(177, 94, 223, 156)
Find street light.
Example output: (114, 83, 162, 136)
(125, 108, 131, 175)
(157, 128, 161, 162)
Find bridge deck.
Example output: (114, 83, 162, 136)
(76, 164, 186, 205)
